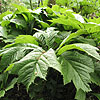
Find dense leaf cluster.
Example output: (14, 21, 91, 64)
(0, 3, 100, 100)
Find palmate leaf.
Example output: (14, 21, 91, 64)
(59, 51, 94, 92)
(11, 48, 61, 90)
(0, 43, 61, 90)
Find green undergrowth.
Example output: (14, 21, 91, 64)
(0, 3, 100, 100)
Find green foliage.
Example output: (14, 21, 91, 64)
(57, 43, 100, 61)
(75, 89, 86, 100)
(0, 3, 100, 100)
(92, 93, 100, 100)
(15, 35, 38, 45)
(59, 51, 94, 92)
(1, 0, 24, 12)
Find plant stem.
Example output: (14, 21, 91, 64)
(29, 0, 33, 10)
(41, 0, 43, 5)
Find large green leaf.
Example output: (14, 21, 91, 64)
(0, 43, 39, 72)
(52, 5, 61, 12)
(59, 51, 94, 92)
(0, 43, 61, 90)
(58, 43, 100, 61)
(10, 48, 61, 90)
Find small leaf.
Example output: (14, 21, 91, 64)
(5, 78, 18, 91)
(0, 26, 7, 38)
(75, 43, 100, 60)
(37, 19, 49, 28)
(90, 73, 100, 86)
(52, 5, 60, 12)
(58, 44, 84, 55)
(73, 14, 85, 23)
(0, 11, 12, 21)
(4, 64, 14, 73)
(0, 90, 5, 98)
(12, 4, 29, 12)
(76, 36, 96, 46)
(15, 35, 38, 45)
(10, 18, 27, 28)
